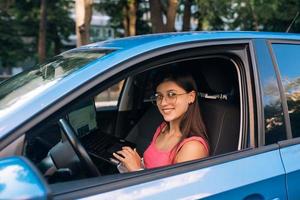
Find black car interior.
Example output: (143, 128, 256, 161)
(24, 55, 241, 183)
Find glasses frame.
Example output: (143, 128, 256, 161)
(151, 91, 188, 106)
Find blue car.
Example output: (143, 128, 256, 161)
(1, 32, 300, 200)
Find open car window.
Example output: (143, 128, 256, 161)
(95, 80, 125, 109)
(22, 48, 244, 186)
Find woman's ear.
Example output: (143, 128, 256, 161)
(188, 91, 196, 104)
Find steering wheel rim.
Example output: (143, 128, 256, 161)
(58, 118, 100, 177)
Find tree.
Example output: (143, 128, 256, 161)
(0, 0, 14, 11)
(166, 0, 178, 31)
(95, 0, 144, 37)
(0, 0, 74, 72)
(195, 0, 232, 31)
(96, 0, 181, 35)
(182, 0, 192, 31)
(75, 0, 93, 47)
(149, 0, 165, 32)
(38, 0, 47, 63)
(0, 10, 24, 73)
(228, 0, 300, 32)
(261, 0, 300, 32)
(95, 0, 125, 37)
(47, 1, 75, 55)
(149, 0, 179, 33)
(123, 0, 138, 36)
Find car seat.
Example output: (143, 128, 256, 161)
(197, 61, 240, 155)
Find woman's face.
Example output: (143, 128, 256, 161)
(156, 81, 196, 123)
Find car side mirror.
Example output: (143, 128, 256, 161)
(0, 156, 51, 200)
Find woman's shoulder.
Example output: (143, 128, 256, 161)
(174, 136, 209, 163)
(178, 136, 210, 155)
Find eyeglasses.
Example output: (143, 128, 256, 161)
(151, 91, 187, 105)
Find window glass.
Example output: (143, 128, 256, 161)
(0, 50, 113, 112)
(255, 41, 286, 145)
(272, 43, 300, 138)
(94, 80, 125, 108)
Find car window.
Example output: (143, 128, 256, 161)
(254, 41, 286, 146)
(272, 43, 300, 138)
(94, 80, 125, 109)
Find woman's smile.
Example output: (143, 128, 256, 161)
(161, 107, 174, 115)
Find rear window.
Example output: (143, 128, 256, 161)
(272, 43, 300, 138)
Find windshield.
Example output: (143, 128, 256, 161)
(0, 49, 112, 111)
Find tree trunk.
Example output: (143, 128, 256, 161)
(182, 0, 191, 31)
(128, 0, 137, 36)
(38, 0, 47, 63)
(149, 0, 165, 33)
(122, 6, 129, 36)
(75, 0, 93, 47)
(246, 0, 259, 31)
(166, 0, 178, 32)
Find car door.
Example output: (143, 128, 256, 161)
(270, 41, 300, 200)
(48, 41, 287, 199)
(0, 150, 287, 200)
(45, 147, 286, 200)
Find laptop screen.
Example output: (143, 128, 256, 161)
(67, 101, 97, 138)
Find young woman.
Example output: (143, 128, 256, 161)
(113, 71, 209, 172)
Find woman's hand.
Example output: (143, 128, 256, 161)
(113, 146, 143, 172)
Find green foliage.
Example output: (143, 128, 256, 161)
(136, 1, 152, 35)
(0, 10, 25, 69)
(192, 0, 300, 32)
(262, 0, 300, 32)
(224, 0, 300, 32)
(195, 0, 233, 30)
(45, 1, 75, 56)
(1, 0, 300, 72)
(0, 0, 75, 70)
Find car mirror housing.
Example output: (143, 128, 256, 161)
(0, 156, 51, 200)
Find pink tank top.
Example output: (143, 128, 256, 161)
(143, 123, 209, 169)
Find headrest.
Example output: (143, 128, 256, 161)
(200, 64, 235, 94)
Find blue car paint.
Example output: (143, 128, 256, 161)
(279, 142, 300, 200)
(81, 31, 300, 50)
(1, 32, 300, 140)
(80, 148, 286, 200)
(0, 157, 48, 200)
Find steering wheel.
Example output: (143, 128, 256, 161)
(58, 118, 100, 177)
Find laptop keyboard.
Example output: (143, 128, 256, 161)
(81, 131, 116, 157)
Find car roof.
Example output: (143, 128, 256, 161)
(1, 31, 300, 139)
(80, 31, 300, 50)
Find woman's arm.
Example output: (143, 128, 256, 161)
(174, 141, 208, 163)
